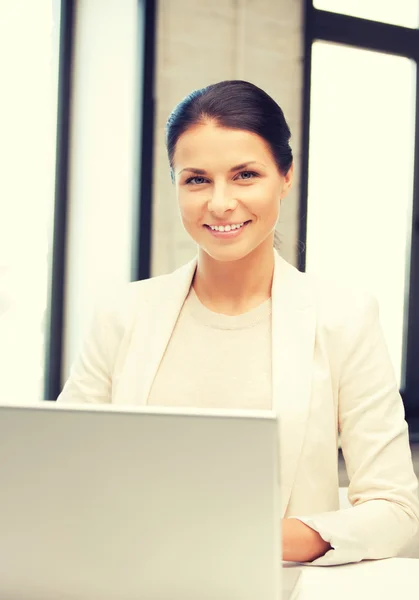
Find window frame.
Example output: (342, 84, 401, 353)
(44, 0, 75, 401)
(301, 1, 419, 436)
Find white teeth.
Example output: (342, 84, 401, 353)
(209, 222, 245, 232)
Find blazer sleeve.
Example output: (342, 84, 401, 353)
(57, 290, 127, 404)
(295, 293, 419, 566)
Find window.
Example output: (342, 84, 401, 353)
(306, 41, 416, 385)
(0, 0, 61, 402)
(303, 2, 419, 428)
(60, 0, 139, 383)
(314, 0, 419, 29)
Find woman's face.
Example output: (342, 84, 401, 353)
(173, 122, 293, 262)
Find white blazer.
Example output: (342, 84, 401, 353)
(58, 251, 419, 565)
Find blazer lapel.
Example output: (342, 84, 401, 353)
(272, 252, 316, 516)
(113, 258, 197, 405)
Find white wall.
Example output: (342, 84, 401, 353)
(63, 0, 138, 380)
(151, 0, 304, 274)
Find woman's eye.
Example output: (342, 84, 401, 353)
(184, 171, 258, 185)
(237, 171, 258, 180)
(185, 176, 207, 185)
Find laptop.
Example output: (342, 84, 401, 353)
(0, 402, 301, 600)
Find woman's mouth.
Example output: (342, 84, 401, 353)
(204, 220, 252, 239)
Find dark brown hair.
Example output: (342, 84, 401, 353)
(166, 80, 293, 178)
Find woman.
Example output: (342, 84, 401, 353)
(58, 80, 419, 565)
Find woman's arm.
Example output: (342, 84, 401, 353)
(290, 294, 419, 566)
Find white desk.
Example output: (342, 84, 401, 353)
(284, 558, 419, 600)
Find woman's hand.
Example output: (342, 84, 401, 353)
(282, 518, 331, 563)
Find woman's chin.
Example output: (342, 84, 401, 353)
(200, 242, 256, 263)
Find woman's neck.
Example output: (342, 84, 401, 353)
(193, 238, 275, 315)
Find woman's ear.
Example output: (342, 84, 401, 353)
(281, 162, 294, 200)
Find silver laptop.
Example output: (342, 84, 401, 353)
(0, 403, 301, 600)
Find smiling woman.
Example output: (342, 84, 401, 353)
(173, 123, 293, 272)
(166, 81, 293, 273)
(58, 80, 419, 568)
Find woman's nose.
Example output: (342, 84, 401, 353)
(208, 187, 237, 216)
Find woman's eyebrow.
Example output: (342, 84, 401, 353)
(179, 161, 266, 175)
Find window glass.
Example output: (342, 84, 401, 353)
(0, 0, 61, 402)
(306, 41, 417, 385)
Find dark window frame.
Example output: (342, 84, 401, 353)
(44, 0, 75, 401)
(301, 2, 419, 435)
(132, 0, 157, 282)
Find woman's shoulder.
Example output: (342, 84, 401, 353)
(278, 255, 377, 320)
(95, 260, 196, 327)
(274, 252, 376, 333)
(300, 267, 379, 334)
(128, 260, 195, 300)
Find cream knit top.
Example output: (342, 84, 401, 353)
(147, 287, 272, 410)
